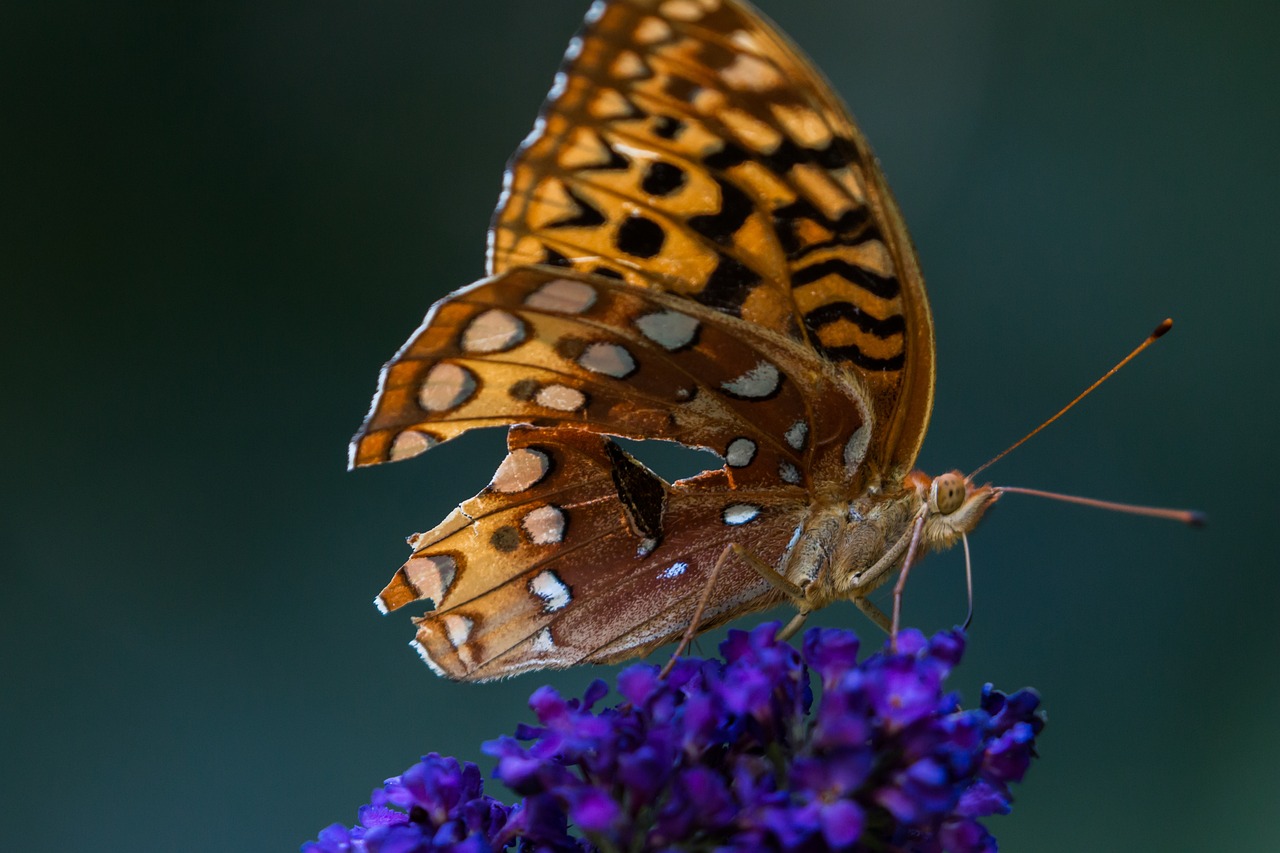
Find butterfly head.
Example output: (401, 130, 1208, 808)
(916, 470, 1000, 550)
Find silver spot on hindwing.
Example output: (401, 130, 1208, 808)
(723, 504, 761, 525)
(785, 420, 809, 451)
(535, 384, 587, 411)
(659, 561, 688, 580)
(721, 360, 781, 399)
(491, 448, 551, 493)
(635, 310, 699, 350)
(725, 437, 756, 468)
(443, 614, 473, 648)
(529, 570, 572, 612)
(577, 341, 636, 378)
(402, 553, 458, 605)
(531, 627, 556, 653)
(522, 505, 566, 545)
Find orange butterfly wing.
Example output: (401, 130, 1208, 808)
(488, 0, 935, 478)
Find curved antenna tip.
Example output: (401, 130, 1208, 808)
(1186, 510, 1207, 528)
(1152, 318, 1174, 339)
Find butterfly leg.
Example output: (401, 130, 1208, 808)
(777, 608, 810, 641)
(854, 596, 892, 634)
(890, 514, 928, 650)
(660, 543, 804, 678)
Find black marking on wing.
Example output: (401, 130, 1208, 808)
(616, 215, 666, 258)
(792, 258, 901, 300)
(688, 178, 755, 245)
(546, 185, 607, 229)
(604, 439, 668, 545)
(803, 301, 906, 338)
(693, 254, 761, 316)
(642, 161, 687, 197)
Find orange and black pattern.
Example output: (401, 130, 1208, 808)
(489, 0, 927, 410)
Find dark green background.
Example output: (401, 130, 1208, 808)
(5, 1, 1277, 850)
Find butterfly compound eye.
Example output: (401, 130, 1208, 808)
(931, 472, 966, 515)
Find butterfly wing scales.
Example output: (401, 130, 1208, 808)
(489, 0, 935, 476)
(390, 426, 805, 681)
(351, 265, 870, 491)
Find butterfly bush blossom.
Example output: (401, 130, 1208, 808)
(305, 624, 1042, 852)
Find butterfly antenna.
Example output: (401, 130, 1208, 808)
(993, 485, 1205, 525)
(969, 318, 1173, 480)
(961, 533, 974, 631)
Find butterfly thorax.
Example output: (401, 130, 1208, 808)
(785, 470, 998, 610)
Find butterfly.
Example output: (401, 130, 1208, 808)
(350, 0, 1000, 681)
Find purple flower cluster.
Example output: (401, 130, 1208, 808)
(305, 624, 1042, 852)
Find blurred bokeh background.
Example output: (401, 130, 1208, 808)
(4, 1, 1277, 850)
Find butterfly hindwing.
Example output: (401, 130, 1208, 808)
(386, 425, 807, 681)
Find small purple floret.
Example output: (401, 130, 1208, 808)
(305, 624, 1043, 852)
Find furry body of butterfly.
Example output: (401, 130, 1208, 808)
(352, 0, 999, 680)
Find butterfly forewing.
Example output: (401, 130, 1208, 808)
(489, 0, 936, 474)
(391, 426, 806, 681)
(351, 266, 870, 490)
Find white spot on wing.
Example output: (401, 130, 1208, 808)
(522, 505, 566, 545)
(373, 595, 390, 615)
(779, 461, 801, 485)
(659, 561, 688, 580)
(531, 627, 556, 654)
(725, 437, 756, 468)
(418, 362, 477, 412)
(491, 448, 551, 493)
(564, 36, 584, 60)
(461, 309, 525, 353)
(443, 614, 473, 649)
(723, 504, 761, 525)
(530, 570, 571, 612)
(785, 420, 808, 451)
(577, 342, 636, 378)
(525, 278, 597, 313)
(403, 553, 458, 604)
(721, 360, 781, 398)
(635, 310, 699, 350)
(390, 430, 437, 461)
(844, 424, 870, 473)
(636, 537, 658, 558)
(535, 384, 587, 411)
